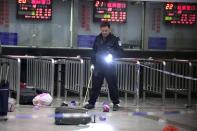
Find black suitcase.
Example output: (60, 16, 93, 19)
(0, 62, 9, 121)
(0, 80, 9, 121)
(20, 88, 37, 105)
(55, 106, 92, 125)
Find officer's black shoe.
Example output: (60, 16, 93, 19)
(113, 104, 119, 111)
(0, 116, 8, 121)
(84, 103, 95, 109)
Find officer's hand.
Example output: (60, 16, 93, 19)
(90, 64, 94, 70)
(106, 47, 113, 53)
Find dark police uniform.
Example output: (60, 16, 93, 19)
(88, 33, 123, 105)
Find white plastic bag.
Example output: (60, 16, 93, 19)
(33, 93, 53, 107)
(8, 98, 16, 112)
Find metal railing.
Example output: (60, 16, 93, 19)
(140, 59, 166, 105)
(1, 55, 197, 107)
(191, 60, 197, 94)
(62, 57, 84, 105)
(26, 57, 55, 96)
(116, 58, 140, 105)
(140, 59, 197, 106)
(0, 56, 21, 105)
(83, 58, 140, 105)
(0, 55, 55, 105)
(165, 59, 192, 106)
(83, 57, 109, 95)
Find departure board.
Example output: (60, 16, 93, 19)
(164, 3, 197, 25)
(93, 0, 127, 23)
(16, 0, 52, 20)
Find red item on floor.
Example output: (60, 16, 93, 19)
(103, 104, 110, 112)
(163, 125, 179, 131)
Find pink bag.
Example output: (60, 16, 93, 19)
(33, 93, 53, 107)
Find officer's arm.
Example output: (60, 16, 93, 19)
(91, 37, 97, 65)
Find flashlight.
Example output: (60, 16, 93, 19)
(90, 64, 94, 70)
(105, 53, 113, 63)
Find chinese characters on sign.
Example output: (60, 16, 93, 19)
(93, 0, 127, 23)
(164, 3, 196, 25)
(17, 0, 52, 20)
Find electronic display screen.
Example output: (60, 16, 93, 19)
(164, 3, 196, 25)
(93, 0, 127, 23)
(16, 0, 52, 20)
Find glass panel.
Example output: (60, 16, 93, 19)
(0, 0, 71, 48)
(145, 2, 197, 50)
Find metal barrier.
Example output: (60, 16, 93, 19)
(140, 59, 166, 105)
(11, 56, 55, 97)
(39, 56, 67, 99)
(26, 57, 55, 96)
(62, 57, 84, 105)
(191, 60, 197, 94)
(165, 60, 192, 106)
(83, 58, 91, 90)
(0, 56, 55, 105)
(83, 57, 109, 95)
(0, 59, 10, 84)
(83, 58, 140, 105)
(1, 55, 196, 107)
(116, 59, 140, 105)
(0, 56, 21, 105)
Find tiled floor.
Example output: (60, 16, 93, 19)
(0, 97, 197, 131)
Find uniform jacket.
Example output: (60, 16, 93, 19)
(91, 33, 123, 70)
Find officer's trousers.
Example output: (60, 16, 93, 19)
(88, 66, 119, 105)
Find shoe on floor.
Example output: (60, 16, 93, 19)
(0, 116, 8, 121)
(113, 104, 119, 111)
(83, 103, 95, 109)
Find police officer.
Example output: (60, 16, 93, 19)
(84, 22, 123, 111)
